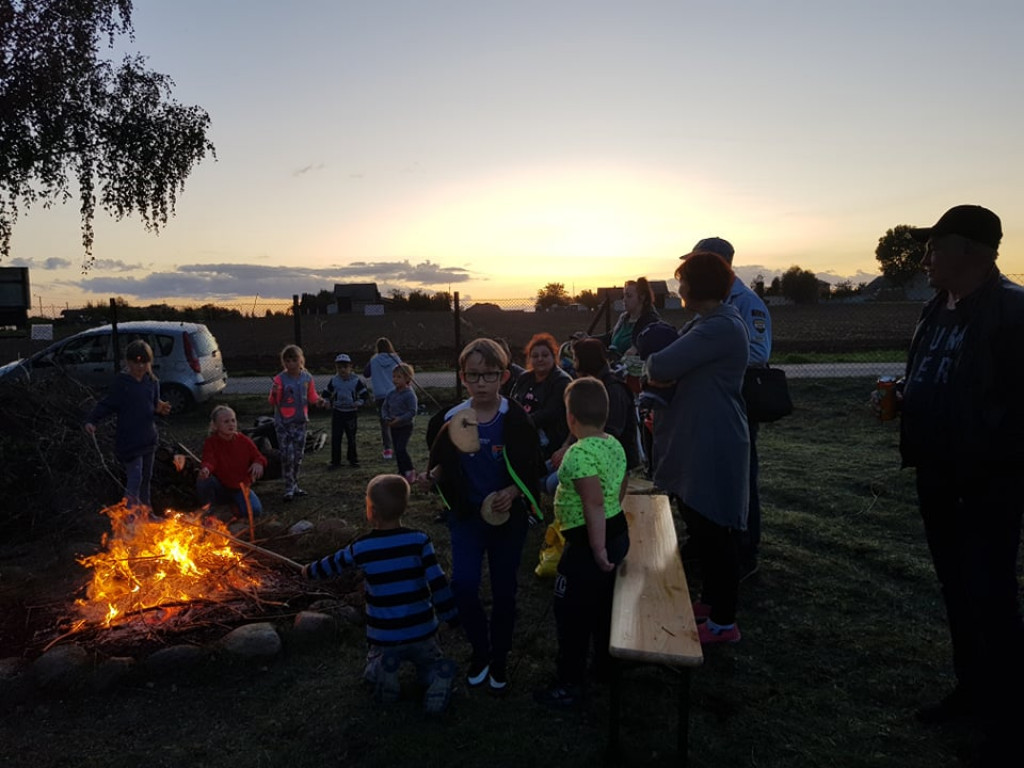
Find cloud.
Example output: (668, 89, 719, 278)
(77, 260, 475, 301)
(91, 258, 139, 272)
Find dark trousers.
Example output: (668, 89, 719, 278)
(915, 466, 1024, 724)
(330, 410, 359, 465)
(738, 419, 761, 563)
(448, 508, 529, 666)
(375, 398, 392, 451)
(391, 424, 414, 475)
(683, 503, 741, 625)
(553, 529, 630, 686)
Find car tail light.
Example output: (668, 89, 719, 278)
(183, 332, 201, 373)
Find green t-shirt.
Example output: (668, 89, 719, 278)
(609, 317, 635, 354)
(553, 435, 627, 531)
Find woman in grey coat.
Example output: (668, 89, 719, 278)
(645, 250, 750, 645)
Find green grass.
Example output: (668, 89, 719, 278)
(0, 379, 985, 767)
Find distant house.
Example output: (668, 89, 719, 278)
(861, 273, 933, 302)
(332, 283, 381, 313)
(597, 280, 671, 310)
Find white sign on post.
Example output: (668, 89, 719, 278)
(31, 324, 54, 340)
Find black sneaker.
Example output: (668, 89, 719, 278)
(349, 461, 360, 468)
(327, 463, 340, 471)
(466, 659, 489, 688)
(293, 488, 308, 497)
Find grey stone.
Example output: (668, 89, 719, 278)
(293, 611, 337, 638)
(288, 520, 315, 535)
(307, 600, 363, 625)
(33, 644, 90, 691)
(219, 622, 282, 659)
(0, 657, 34, 710)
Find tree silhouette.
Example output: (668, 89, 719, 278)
(780, 265, 820, 304)
(0, 1, 215, 267)
(535, 282, 571, 311)
(875, 225, 925, 287)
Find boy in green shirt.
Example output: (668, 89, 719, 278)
(534, 376, 630, 708)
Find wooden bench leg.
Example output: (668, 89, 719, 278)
(608, 658, 622, 758)
(678, 668, 691, 766)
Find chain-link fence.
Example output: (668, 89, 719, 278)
(10, 275, 1022, 397)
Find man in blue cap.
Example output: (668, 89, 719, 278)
(688, 237, 772, 581)
(901, 205, 1024, 765)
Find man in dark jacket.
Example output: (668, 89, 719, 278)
(900, 205, 1024, 765)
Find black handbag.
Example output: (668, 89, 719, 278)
(742, 365, 793, 422)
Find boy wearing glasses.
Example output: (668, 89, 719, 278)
(424, 338, 542, 694)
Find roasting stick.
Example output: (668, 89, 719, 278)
(240, 481, 256, 542)
(179, 519, 304, 571)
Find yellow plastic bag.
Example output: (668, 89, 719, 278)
(534, 520, 565, 578)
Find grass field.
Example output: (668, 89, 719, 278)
(0, 378, 995, 767)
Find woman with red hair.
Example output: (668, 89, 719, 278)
(511, 332, 572, 463)
(645, 250, 750, 645)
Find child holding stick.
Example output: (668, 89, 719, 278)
(302, 474, 459, 714)
(85, 339, 171, 510)
(196, 405, 267, 519)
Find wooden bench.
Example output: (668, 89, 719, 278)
(608, 484, 703, 764)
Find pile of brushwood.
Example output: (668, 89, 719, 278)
(0, 376, 199, 542)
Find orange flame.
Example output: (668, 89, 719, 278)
(75, 501, 263, 628)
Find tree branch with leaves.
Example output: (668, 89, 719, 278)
(0, 0, 215, 268)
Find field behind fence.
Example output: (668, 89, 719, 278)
(8, 272, 1022, 395)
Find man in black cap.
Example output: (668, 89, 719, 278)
(901, 205, 1024, 762)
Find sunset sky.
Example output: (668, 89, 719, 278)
(8, 0, 1024, 313)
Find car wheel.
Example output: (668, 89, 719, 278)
(160, 384, 193, 415)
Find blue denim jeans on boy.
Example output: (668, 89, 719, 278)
(364, 636, 445, 686)
(448, 506, 529, 668)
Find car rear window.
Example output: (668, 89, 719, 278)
(189, 327, 218, 357)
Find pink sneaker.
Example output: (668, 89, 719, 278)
(691, 600, 712, 623)
(698, 621, 741, 645)
(382, 449, 394, 460)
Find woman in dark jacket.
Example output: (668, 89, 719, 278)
(511, 332, 572, 461)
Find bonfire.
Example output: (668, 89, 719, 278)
(75, 500, 267, 629)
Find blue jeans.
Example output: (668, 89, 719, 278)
(196, 476, 264, 517)
(123, 450, 156, 508)
(448, 506, 529, 666)
(364, 636, 445, 686)
(391, 424, 414, 475)
(375, 398, 392, 451)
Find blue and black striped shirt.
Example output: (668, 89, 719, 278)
(305, 527, 457, 646)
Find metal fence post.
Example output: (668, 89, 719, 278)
(453, 291, 462, 401)
(292, 294, 301, 348)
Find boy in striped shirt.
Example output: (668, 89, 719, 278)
(303, 474, 459, 713)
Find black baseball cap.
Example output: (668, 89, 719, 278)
(909, 205, 1002, 250)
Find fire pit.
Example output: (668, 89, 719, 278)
(75, 500, 270, 629)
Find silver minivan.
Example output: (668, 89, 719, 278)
(0, 321, 228, 412)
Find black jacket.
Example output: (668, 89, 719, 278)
(900, 269, 1024, 477)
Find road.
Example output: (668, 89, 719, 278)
(221, 362, 905, 396)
